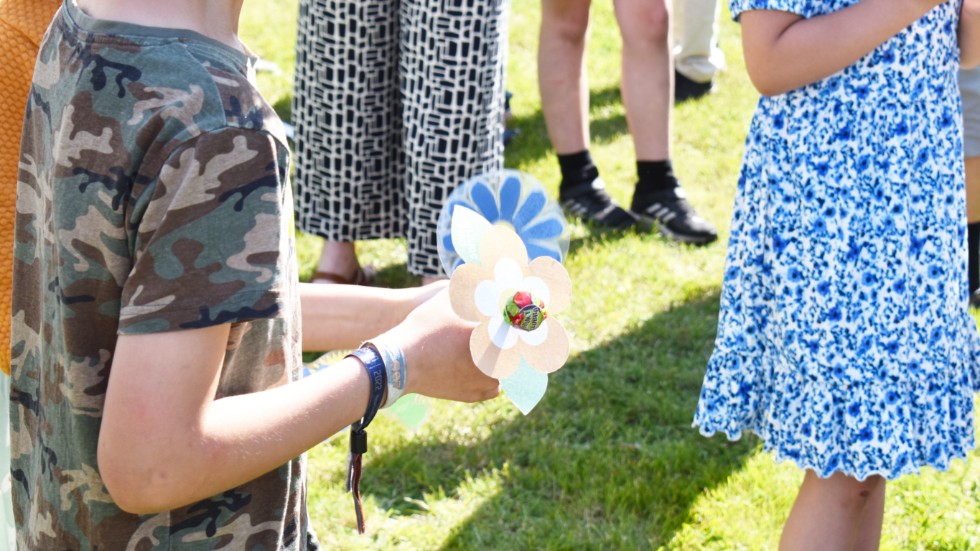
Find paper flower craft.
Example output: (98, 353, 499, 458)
(447, 206, 572, 414)
(437, 170, 569, 277)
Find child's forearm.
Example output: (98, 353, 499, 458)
(100, 328, 374, 515)
(741, 0, 945, 96)
(99, 290, 496, 514)
(961, 0, 980, 67)
(298, 282, 425, 351)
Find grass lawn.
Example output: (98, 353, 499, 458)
(242, 1, 980, 549)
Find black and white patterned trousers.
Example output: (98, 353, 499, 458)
(292, 0, 508, 277)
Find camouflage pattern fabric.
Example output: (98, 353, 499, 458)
(10, 2, 314, 548)
(1, 1, 61, 546)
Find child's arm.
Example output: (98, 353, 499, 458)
(98, 289, 498, 514)
(741, 0, 948, 96)
(961, 0, 980, 67)
(298, 280, 446, 351)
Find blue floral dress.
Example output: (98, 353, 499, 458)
(694, 0, 980, 480)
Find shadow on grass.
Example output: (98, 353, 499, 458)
(564, 223, 653, 258)
(360, 290, 758, 548)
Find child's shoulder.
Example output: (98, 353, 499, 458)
(54, 2, 281, 140)
(119, 40, 277, 134)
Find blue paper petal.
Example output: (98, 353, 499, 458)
(512, 189, 546, 229)
(522, 218, 566, 240)
(436, 170, 570, 276)
(471, 181, 499, 222)
(499, 175, 521, 221)
(500, 358, 549, 415)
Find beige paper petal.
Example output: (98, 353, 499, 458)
(480, 225, 529, 271)
(528, 256, 572, 314)
(449, 263, 491, 321)
(518, 318, 569, 374)
(470, 321, 521, 379)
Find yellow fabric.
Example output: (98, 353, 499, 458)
(0, 0, 60, 374)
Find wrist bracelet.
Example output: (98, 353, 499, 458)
(347, 346, 386, 429)
(344, 346, 387, 534)
(364, 339, 407, 408)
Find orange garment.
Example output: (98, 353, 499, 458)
(0, 0, 59, 374)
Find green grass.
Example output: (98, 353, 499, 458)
(242, 1, 980, 549)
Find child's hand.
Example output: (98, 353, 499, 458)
(383, 289, 500, 403)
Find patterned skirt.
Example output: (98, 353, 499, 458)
(291, 0, 507, 276)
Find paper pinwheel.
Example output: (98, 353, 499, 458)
(438, 170, 569, 276)
(437, 171, 572, 414)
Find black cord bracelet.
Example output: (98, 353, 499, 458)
(345, 346, 387, 534)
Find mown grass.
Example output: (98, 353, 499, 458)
(242, 1, 980, 549)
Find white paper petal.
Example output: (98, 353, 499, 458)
(488, 313, 519, 349)
(519, 317, 549, 346)
(451, 206, 493, 266)
(493, 257, 524, 289)
(473, 280, 501, 317)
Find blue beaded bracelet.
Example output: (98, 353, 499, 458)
(344, 346, 387, 534)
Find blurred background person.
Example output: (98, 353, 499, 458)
(672, 0, 725, 101)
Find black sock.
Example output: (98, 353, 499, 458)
(969, 222, 980, 293)
(557, 150, 599, 193)
(635, 160, 678, 195)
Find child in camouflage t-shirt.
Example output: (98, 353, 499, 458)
(10, 1, 497, 549)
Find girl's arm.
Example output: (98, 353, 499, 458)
(961, 0, 980, 67)
(741, 0, 948, 96)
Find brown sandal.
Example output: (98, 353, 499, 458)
(311, 265, 377, 285)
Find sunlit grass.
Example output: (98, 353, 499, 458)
(242, 1, 980, 548)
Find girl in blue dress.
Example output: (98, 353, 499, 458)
(695, 1, 980, 547)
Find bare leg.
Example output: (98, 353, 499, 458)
(966, 157, 980, 299)
(313, 241, 366, 284)
(780, 471, 886, 551)
(966, 157, 980, 224)
(615, 0, 671, 161)
(851, 477, 885, 551)
(538, 0, 592, 155)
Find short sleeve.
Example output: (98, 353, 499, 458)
(730, 0, 815, 21)
(119, 127, 291, 334)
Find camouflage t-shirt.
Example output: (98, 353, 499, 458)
(10, 2, 313, 549)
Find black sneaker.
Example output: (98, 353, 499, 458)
(631, 186, 718, 245)
(675, 70, 713, 103)
(559, 178, 638, 231)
